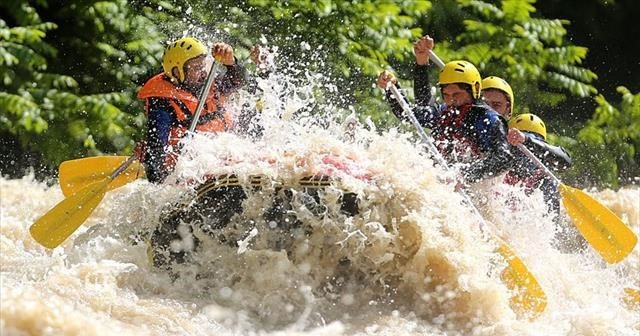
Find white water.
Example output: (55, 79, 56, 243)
(2, 64, 639, 336)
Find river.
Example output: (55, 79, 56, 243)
(1, 67, 639, 336)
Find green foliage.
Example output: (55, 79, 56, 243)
(557, 87, 640, 188)
(1, 2, 62, 151)
(0, 0, 166, 168)
(450, 0, 598, 116)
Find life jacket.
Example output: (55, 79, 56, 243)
(432, 103, 481, 163)
(503, 133, 560, 194)
(138, 73, 234, 167)
(503, 163, 546, 194)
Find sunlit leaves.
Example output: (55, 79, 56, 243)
(502, 0, 536, 23)
(0, 0, 165, 167)
(462, 0, 503, 19)
(0, 92, 43, 131)
(522, 19, 567, 46)
(456, 0, 597, 112)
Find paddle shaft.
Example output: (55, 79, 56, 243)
(110, 155, 139, 181)
(428, 50, 445, 69)
(188, 58, 220, 132)
(516, 144, 561, 185)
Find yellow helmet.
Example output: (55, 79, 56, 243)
(438, 60, 482, 99)
(482, 76, 514, 112)
(162, 37, 208, 83)
(509, 113, 547, 140)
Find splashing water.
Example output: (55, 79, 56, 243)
(1, 53, 639, 336)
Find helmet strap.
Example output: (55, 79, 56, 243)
(473, 82, 480, 99)
(170, 67, 182, 84)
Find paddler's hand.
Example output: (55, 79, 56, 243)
(507, 128, 526, 146)
(413, 35, 434, 66)
(377, 70, 397, 90)
(212, 42, 235, 65)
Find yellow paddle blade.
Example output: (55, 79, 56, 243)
(559, 184, 637, 263)
(496, 242, 548, 319)
(59, 156, 144, 197)
(30, 178, 111, 248)
(623, 287, 640, 311)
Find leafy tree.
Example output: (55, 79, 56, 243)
(0, 1, 81, 174)
(416, 0, 598, 121)
(555, 87, 640, 188)
(536, 0, 640, 100)
(0, 0, 166, 174)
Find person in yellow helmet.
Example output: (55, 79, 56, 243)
(377, 35, 512, 187)
(507, 115, 573, 210)
(137, 37, 247, 183)
(481, 76, 514, 120)
(479, 76, 580, 249)
(506, 113, 584, 250)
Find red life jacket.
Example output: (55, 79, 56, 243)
(503, 168, 545, 194)
(138, 73, 234, 167)
(432, 103, 481, 163)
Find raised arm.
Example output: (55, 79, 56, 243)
(212, 42, 248, 96)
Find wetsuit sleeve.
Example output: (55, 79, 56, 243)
(144, 98, 176, 183)
(414, 63, 434, 107)
(216, 60, 248, 96)
(460, 109, 513, 183)
(523, 133, 573, 170)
